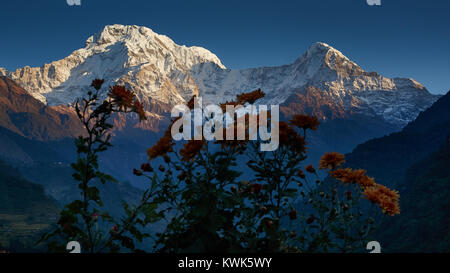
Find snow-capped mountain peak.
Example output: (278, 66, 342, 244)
(0, 25, 440, 127)
(85, 24, 225, 70)
(0, 24, 224, 105)
(301, 42, 351, 64)
(292, 42, 357, 77)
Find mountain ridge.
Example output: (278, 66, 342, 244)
(0, 24, 440, 128)
(342, 90, 450, 252)
(0, 76, 82, 141)
(0, 24, 224, 106)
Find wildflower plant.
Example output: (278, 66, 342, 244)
(140, 90, 400, 253)
(40, 80, 162, 252)
(41, 84, 399, 253)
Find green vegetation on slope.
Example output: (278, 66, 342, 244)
(0, 160, 59, 252)
(378, 140, 450, 252)
(344, 91, 450, 252)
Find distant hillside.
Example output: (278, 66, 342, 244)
(0, 160, 58, 215)
(0, 76, 82, 141)
(378, 140, 450, 252)
(346, 91, 450, 189)
(0, 160, 59, 252)
(344, 91, 450, 252)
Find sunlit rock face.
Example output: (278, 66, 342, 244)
(0, 25, 439, 128)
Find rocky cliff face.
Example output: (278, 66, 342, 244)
(194, 42, 438, 127)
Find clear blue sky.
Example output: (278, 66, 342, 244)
(0, 0, 449, 94)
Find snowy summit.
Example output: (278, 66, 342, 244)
(0, 25, 439, 126)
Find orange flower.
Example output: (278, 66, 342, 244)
(319, 152, 345, 170)
(305, 164, 315, 173)
(91, 79, 104, 91)
(278, 121, 306, 153)
(363, 185, 400, 216)
(363, 186, 383, 204)
(330, 168, 375, 188)
(147, 130, 174, 160)
(375, 184, 400, 201)
(179, 140, 205, 162)
(133, 100, 146, 121)
(357, 175, 376, 188)
(330, 167, 399, 216)
(108, 85, 135, 109)
(379, 199, 401, 216)
(330, 168, 352, 180)
(236, 89, 265, 104)
(290, 114, 320, 131)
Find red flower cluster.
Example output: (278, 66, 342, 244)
(330, 168, 375, 188)
(179, 140, 205, 162)
(319, 152, 345, 170)
(278, 121, 306, 153)
(363, 185, 400, 216)
(104, 83, 146, 121)
(108, 85, 135, 110)
(327, 158, 400, 216)
(147, 130, 174, 160)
